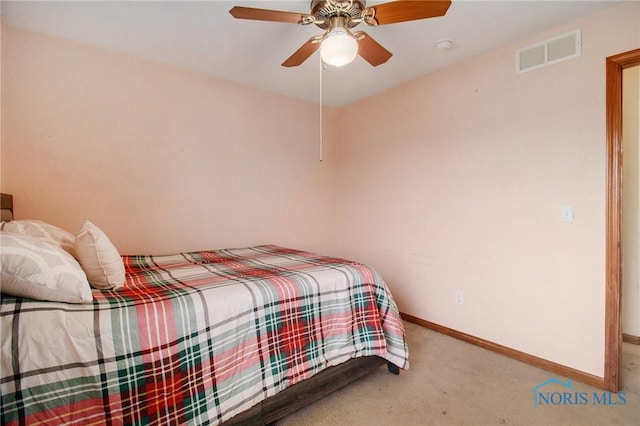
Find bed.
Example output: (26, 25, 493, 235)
(0, 194, 409, 425)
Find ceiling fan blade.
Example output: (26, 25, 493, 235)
(229, 6, 308, 24)
(282, 38, 321, 67)
(371, 0, 451, 25)
(356, 32, 392, 66)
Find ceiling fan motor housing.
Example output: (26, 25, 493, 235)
(311, 0, 366, 29)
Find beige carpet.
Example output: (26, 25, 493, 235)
(277, 322, 639, 425)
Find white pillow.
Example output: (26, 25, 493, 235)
(74, 221, 125, 290)
(0, 232, 93, 303)
(1, 219, 75, 255)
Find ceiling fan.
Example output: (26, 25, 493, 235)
(229, 0, 451, 68)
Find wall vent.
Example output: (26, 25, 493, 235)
(515, 29, 581, 74)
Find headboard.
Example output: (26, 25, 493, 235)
(1, 193, 13, 221)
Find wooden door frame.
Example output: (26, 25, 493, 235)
(605, 48, 640, 392)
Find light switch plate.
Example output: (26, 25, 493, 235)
(561, 206, 574, 223)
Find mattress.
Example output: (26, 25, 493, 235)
(0, 245, 408, 425)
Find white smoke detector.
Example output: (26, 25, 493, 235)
(435, 39, 453, 51)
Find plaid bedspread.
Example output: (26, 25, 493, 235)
(1, 245, 408, 425)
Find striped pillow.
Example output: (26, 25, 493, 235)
(1, 219, 75, 255)
(0, 232, 92, 303)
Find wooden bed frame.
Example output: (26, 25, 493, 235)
(0, 193, 13, 221)
(0, 193, 400, 425)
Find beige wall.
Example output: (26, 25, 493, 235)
(335, 2, 639, 377)
(0, 19, 4, 191)
(623, 66, 640, 338)
(1, 2, 639, 380)
(1, 25, 338, 256)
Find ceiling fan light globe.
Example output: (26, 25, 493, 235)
(320, 29, 358, 67)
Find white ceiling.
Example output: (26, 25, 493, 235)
(1, 0, 623, 107)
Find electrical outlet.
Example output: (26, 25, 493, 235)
(455, 291, 464, 305)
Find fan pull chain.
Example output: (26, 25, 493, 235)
(319, 54, 323, 162)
